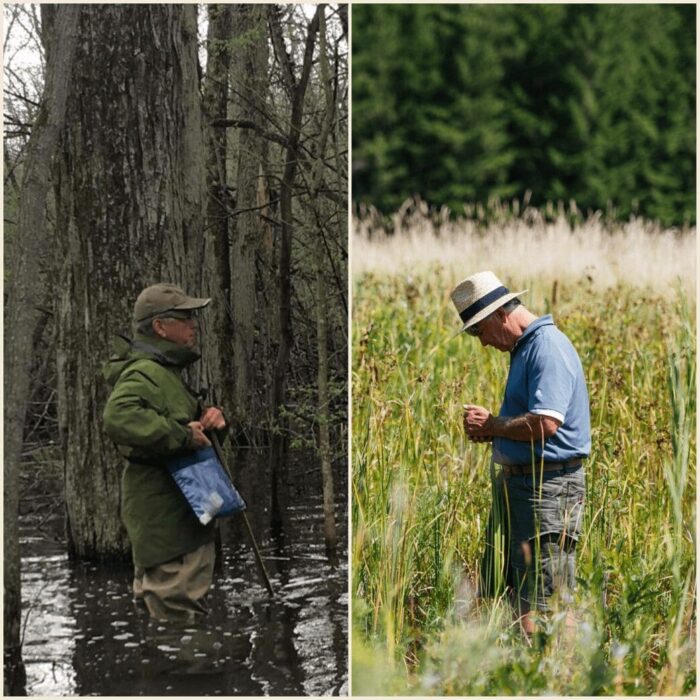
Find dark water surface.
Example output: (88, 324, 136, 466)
(19, 489, 348, 696)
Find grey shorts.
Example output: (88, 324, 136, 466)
(479, 464, 585, 611)
(506, 465, 585, 611)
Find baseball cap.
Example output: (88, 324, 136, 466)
(133, 283, 211, 322)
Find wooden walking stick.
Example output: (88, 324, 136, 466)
(209, 431, 275, 597)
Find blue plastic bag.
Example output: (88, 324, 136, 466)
(167, 447, 246, 525)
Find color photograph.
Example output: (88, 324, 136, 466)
(4, 4, 348, 695)
(351, 3, 695, 695)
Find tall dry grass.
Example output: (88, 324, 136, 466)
(353, 198, 695, 294)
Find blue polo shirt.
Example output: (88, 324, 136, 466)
(493, 315, 591, 465)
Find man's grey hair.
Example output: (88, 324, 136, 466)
(501, 297, 522, 313)
(134, 317, 159, 337)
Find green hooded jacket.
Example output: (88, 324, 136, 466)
(103, 334, 215, 568)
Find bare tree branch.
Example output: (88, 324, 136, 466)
(4, 88, 41, 107)
(267, 5, 296, 98)
(209, 118, 290, 148)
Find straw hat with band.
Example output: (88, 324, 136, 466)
(134, 283, 211, 323)
(450, 271, 527, 333)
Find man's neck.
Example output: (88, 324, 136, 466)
(508, 307, 539, 349)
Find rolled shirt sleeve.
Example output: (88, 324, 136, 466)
(527, 349, 576, 424)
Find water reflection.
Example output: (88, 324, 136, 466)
(19, 493, 347, 696)
(20, 549, 76, 695)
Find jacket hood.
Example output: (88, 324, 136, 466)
(102, 333, 201, 387)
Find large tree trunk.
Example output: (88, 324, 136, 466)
(228, 4, 269, 433)
(3, 5, 80, 688)
(201, 4, 235, 412)
(55, 5, 205, 561)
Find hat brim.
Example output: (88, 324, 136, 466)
(172, 297, 211, 312)
(458, 289, 527, 333)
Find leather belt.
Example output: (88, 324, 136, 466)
(501, 459, 583, 478)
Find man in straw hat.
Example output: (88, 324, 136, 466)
(451, 271, 590, 635)
(103, 283, 227, 623)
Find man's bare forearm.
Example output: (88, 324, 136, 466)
(464, 404, 559, 442)
(488, 413, 553, 442)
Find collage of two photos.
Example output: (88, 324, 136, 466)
(4, 2, 696, 697)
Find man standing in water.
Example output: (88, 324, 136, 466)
(451, 271, 590, 634)
(103, 283, 226, 623)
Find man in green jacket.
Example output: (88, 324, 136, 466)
(103, 283, 226, 623)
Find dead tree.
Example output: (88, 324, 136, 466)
(310, 6, 339, 554)
(266, 4, 322, 523)
(201, 4, 235, 413)
(227, 4, 270, 432)
(3, 4, 80, 688)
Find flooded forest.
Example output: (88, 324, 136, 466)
(4, 4, 348, 695)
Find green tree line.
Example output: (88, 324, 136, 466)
(352, 4, 696, 227)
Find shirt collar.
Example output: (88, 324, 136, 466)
(510, 314, 555, 356)
(132, 333, 201, 368)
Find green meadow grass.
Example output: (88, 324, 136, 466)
(352, 270, 696, 695)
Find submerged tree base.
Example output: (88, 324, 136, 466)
(4, 648, 27, 697)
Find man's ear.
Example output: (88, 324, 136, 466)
(494, 307, 507, 321)
(152, 318, 167, 338)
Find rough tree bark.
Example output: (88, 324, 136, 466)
(3, 5, 80, 690)
(267, 4, 322, 523)
(55, 5, 205, 560)
(201, 4, 235, 412)
(228, 4, 270, 432)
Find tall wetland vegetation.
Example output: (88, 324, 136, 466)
(351, 209, 696, 695)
